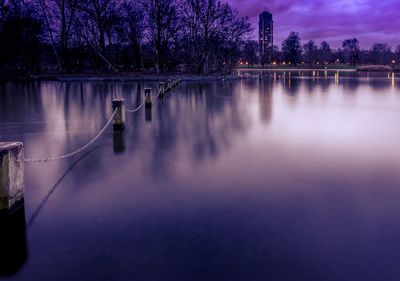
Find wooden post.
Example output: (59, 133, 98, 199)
(145, 88, 152, 108)
(112, 99, 125, 131)
(0, 142, 24, 212)
(159, 82, 165, 96)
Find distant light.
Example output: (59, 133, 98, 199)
(272, 61, 276, 65)
(392, 60, 396, 64)
(283, 62, 286, 65)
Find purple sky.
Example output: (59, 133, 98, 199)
(228, 0, 400, 49)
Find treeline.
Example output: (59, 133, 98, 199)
(2, 1, 400, 76)
(251, 32, 400, 67)
(0, 0, 252, 75)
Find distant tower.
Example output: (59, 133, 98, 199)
(259, 11, 273, 63)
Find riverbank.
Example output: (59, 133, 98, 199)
(237, 64, 357, 70)
(0, 73, 242, 82)
(2, 66, 399, 82)
(237, 64, 400, 72)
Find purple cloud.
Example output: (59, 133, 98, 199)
(228, 0, 400, 49)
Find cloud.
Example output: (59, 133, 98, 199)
(227, 0, 400, 48)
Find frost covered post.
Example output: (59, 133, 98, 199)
(0, 142, 24, 211)
(112, 99, 125, 131)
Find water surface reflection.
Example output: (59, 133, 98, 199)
(1, 75, 400, 280)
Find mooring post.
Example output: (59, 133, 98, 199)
(145, 88, 152, 108)
(112, 99, 125, 131)
(0, 142, 24, 212)
(159, 82, 165, 97)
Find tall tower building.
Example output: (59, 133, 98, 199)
(259, 11, 273, 63)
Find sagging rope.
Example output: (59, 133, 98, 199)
(23, 79, 181, 163)
(24, 109, 118, 163)
(125, 91, 150, 113)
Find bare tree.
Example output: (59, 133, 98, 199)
(318, 41, 332, 64)
(117, 1, 145, 72)
(180, 0, 251, 73)
(370, 43, 392, 65)
(303, 40, 317, 65)
(242, 40, 258, 66)
(73, 0, 119, 52)
(282, 32, 302, 65)
(141, 0, 178, 74)
(70, 0, 121, 71)
(342, 38, 360, 65)
(221, 6, 252, 71)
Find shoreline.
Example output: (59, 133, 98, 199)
(237, 68, 358, 72)
(1, 67, 398, 82)
(0, 73, 241, 82)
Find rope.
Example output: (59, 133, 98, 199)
(21, 79, 182, 163)
(153, 88, 163, 99)
(24, 109, 118, 163)
(125, 92, 150, 113)
(152, 88, 167, 106)
(125, 89, 163, 112)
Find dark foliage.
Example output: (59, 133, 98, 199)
(0, 2, 43, 74)
(0, 1, 399, 75)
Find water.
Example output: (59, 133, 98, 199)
(1, 72, 400, 280)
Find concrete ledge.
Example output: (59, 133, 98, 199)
(0, 142, 24, 210)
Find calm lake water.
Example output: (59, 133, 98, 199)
(1, 71, 400, 281)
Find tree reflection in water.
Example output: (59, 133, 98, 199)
(1, 75, 400, 280)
